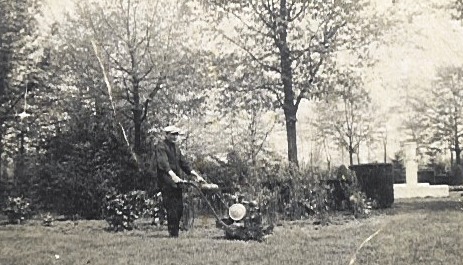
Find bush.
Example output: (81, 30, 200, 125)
(3, 196, 33, 224)
(450, 165, 463, 186)
(145, 191, 166, 226)
(192, 150, 248, 194)
(0, 179, 14, 209)
(349, 191, 375, 218)
(102, 190, 150, 231)
(277, 164, 373, 222)
(418, 170, 435, 184)
(391, 151, 405, 184)
(41, 212, 54, 227)
(194, 151, 373, 224)
(27, 121, 145, 219)
(349, 163, 394, 208)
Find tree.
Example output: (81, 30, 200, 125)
(61, 0, 208, 159)
(313, 69, 376, 166)
(208, 52, 280, 165)
(223, 89, 279, 166)
(0, 0, 44, 178)
(409, 66, 463, 165)
(75, 0, 174, 156)
(400, 96, 431, 162)
(452, 0, 463, 22)
(37, 0, 211, 194)
(201, 0, 385, 166)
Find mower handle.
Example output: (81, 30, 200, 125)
(178, 181, 237, 232)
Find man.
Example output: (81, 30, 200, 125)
(155, 125, 205, 237)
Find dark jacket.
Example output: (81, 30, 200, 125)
(156, 139, 192, 189)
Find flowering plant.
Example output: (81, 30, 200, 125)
(103, 190, 148, 231)
(144, 192, 166, 226)
(3, 196, 32, 224)
(349, 191, 375, 218)
(41, 212, 54, 226)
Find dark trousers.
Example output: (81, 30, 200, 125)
(161, 187, 183, 237)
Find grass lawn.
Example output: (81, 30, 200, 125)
(0, 192, 462, 265)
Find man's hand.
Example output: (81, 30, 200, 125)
(169, 170, 184, 183)
(196, 176, 205, 183)
(172, 175, 185, 183)
(191, 170, 206, 183)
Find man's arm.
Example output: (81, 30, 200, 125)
(177, 146, 192, 174)
(156, 144, 183, 184)
(178, 147, 205, 182)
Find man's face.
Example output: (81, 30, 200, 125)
(166, 132, 179, 143)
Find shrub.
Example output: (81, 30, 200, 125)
(144, 191, 166, 226)
(391, 151, 406, 184)
(41, 212, 54, 226)
(0, 179, 13, 209)
(194, 151, 373, 224)
(192, 150, 247, 194)
(3, 196, 33, 224)
(418, 170, 435, 184)
(349, 163, 394, 208)
(283, 183, 332, 224)
(102, 190, 150, 231)
(251, 162, 370, 223)
(450, 165, 463, 186)
(28, 124, 143, 219)
(349, 191, 375, 218)
(276, 164, 373, 222)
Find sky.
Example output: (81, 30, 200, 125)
(42, 0, 463, 165)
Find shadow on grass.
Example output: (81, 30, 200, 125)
(114, 229, 235, 242)
(103, 223, 230, 241)
(390, 198, 461, 214)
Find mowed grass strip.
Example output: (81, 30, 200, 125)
(0, 194, 461, 265)
(354, 195, 463, 265)
(0, 220, 373, 265)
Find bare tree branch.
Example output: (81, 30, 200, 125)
(141, 76, 164, 122)
(220, 33, 281, 73)
(287, 0, 309, 22)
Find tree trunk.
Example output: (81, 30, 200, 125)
(284, 109, 298, 166)
(456, 145, 461, 165)
(383, 141, 387, 163)
(278, 0, 298, 166)
(357, 145, 360, 164)
(455, 124, 461, 165)
(133, 108, 142, 155)
(0, 132, 3, 179)
(349, 146, 354, 166)
(133, 81, 142, 155)
(14, 131, 26, 190)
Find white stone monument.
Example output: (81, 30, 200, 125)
(394, 141, 449, 199)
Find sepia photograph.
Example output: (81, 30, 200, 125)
(0, 0, 462, 264)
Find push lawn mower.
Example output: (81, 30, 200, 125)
(153, 180, 274, 242)
(184, 180, 274, 241)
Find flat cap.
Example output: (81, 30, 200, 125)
(163, 125, 181, 134)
